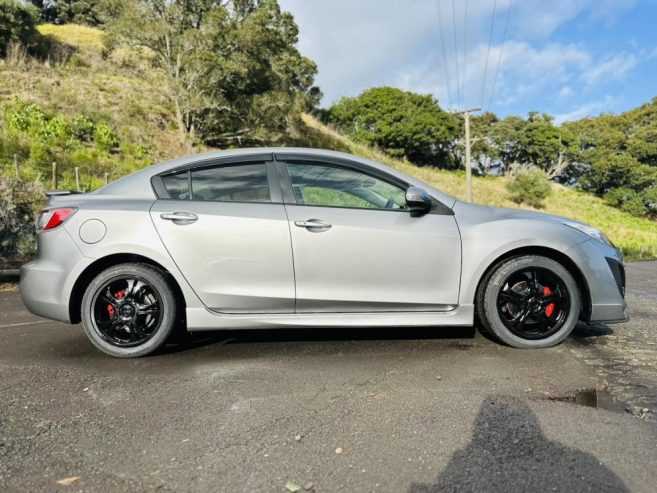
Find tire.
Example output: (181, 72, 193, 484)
(476, 255, 581, 349)
(81, 263, 178, 357)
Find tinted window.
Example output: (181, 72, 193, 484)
(191, 163, 270, 203)
(286, 162, 407, 210)
(162, 171, 189, 200)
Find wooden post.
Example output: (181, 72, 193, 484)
(104, 172, 109, 184)
(464, 111, 473, 203)
(453, 107, 480, 203)
(75, 167, 80, 191)
(14, 154, 19, 180)
(51, 161, 58, 190)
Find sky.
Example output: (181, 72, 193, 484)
(278, 0, 657, 124)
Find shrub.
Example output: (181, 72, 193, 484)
(506, 168, 552, 208)
(0, 176, 45, 260)
(0, 0, 43, 58)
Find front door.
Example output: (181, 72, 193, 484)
(279, 160, 462, 313)
(150, 160, 295, 314)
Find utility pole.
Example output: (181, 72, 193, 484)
(454, 107, 480, 202)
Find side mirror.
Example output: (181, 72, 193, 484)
(405, 187, 433, 217)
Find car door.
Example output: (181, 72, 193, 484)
(150, 159, 295, 314)
(277, 158, 462, 313)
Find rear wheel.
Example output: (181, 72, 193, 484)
(477, 255, 580, 348)
(81, 263, 177, 357)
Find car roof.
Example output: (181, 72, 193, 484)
(94, 147, 457, 207)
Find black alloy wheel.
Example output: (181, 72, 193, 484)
(496, 267, 570, 340)
(92, 276, 163, 347)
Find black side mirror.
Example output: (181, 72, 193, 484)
(405, 187, 433, 217)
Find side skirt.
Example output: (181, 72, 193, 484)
(185, 305, 475, 331)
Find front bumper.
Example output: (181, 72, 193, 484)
(566, 239, 628, 324)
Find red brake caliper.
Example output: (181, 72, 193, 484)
(107, 290, 126, 316)
(544, 286, 555, 317)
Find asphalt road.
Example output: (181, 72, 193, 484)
(1, 263, 657, 492)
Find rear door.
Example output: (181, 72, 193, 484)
(277, 158, 462, 313)
(150, 158, 295, 314)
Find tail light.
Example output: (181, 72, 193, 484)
(36, 207, 77, 232)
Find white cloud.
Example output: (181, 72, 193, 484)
(558, 86, 575, 99)
(580, 53, 639, 85)
(279, 0, 640, 114)
(553, 95, 620, 124)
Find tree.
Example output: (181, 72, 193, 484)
(328, 87, 459, 166)
(470, 113, 579, 179)
(565, 98, 657, 217)
(0, 0, 43, 57)
(55, 0, 101, 25)
(104, 0, 320, 148)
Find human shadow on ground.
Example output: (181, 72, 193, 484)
(409, 396, 628, 493)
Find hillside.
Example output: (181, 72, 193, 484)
(1, 24, 656, 260)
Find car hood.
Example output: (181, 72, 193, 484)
(452, 200, 573, 223)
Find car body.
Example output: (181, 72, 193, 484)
(20, 148, 628, 357)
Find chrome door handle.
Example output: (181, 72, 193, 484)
(160, 211, 198, 224)
(294, 219, 332, 230)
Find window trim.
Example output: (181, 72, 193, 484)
(274, 154, 454, 215)
(152, 154, 281, 204)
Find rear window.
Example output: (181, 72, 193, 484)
(162, 171, 189, 200)
(190, 164, 270, 203)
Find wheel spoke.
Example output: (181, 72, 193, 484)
(531, 270, 540, 293)
(136, 301, 159, 315)
(499, 291, 523, 304)
(102, 288, 118, 306)
(126, 279, 146, 299)
(511, 307, 531, 330)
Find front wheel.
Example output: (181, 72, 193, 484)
(81, 263, 178, 357)
(477, 255, 581, 348)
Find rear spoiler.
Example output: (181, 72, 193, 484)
(45, 190, 84, 197)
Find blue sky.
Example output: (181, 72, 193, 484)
(278, 0, 657, 123)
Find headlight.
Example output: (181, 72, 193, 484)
(561, 220, 613, 247)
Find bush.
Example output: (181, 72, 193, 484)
(506, 168, 552, 208)
(0, 0, 43, 58)
(0, 176, 45, 260)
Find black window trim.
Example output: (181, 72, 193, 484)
(273, 153, 454, 215)
(152, 153, 283, 204)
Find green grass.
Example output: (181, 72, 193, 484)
(300, 114, 657, 260)
(37, 24, 104, 52)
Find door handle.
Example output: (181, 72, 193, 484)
(294, 219, 332, 230)
(160, 211, 198, 224)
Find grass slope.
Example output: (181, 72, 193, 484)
(1, 24, 655, 260)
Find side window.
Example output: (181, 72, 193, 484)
(162, 171, 189, 200)
(191, 163, 270, 203)
(286, 162, 407, 210)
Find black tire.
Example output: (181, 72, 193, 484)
(476, 255, 580, 349)
(81, 263, 177, 357)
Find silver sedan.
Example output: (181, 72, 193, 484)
(20, 148, 628, 357)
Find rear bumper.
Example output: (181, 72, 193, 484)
(566, 240, 628, 324)
(19, 227, 87, 323)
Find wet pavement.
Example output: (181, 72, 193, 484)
(1, 263, 657, 492)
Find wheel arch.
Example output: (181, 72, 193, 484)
(68, 253, 187, 325)
(473, 246, 592, 322)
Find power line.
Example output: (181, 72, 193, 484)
(434, 0, 453, 109)
(479, 0, 498, 108)
(451, 0, 461, 109)
(487, 0, 512, 112)
(462, 0, 469, 109)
